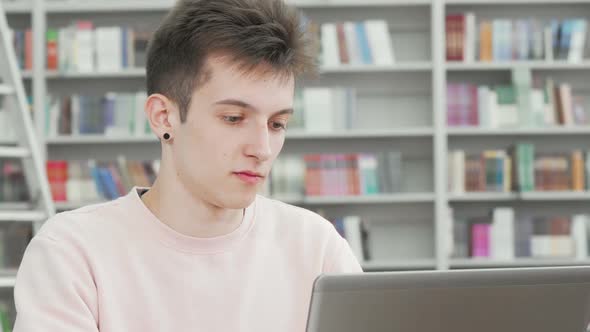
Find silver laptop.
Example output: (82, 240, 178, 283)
(306, 266, 590, 332)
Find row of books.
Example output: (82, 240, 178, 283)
(448, 145, 589, 193)
(446, 14, 587, 62)
(0, 160, 28, 203)
(447, 70, 589, 128)
(47, 22, 151, 72)
(290, 88, 357, 132)
(46, 158, 160, 202)
(269, 152, 403, 197)
(331, 215, 370, 263)
(45, 92, 150, 137)
(10, 28, 31, 71)
(318, 20, 395, 67)
(451, 207, 590, 260)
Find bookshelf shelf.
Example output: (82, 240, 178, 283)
(44, 129, 434, 145)
(41, 63, 433, 79)
(287, 128, 434, 139)
(55, 201, 103, 211)
(55, 193, 435, 211)
(446, 61, 590, 71)
(449, 192, 518, 202)
(448, 127, 590, 136)
(362, 259, 437, 271)
(21, 70, 32, 79)
(0, 202, 31, 210)
(43, 0, 432, 13)
(446, 0, 590, 4)
(0, 269, 18, 288)
(4, 1, 31, 13)
(46, 135, 157, 145)
(520, 191, 590, 201)
(303, 193, 435, 205)
(45, 68, 146, 79)
(449, 192, 590, 202)
(321, 63, 433, 73)
(0, 211, 45, 222)
(294, 0, 432, 8)
(450, 258, 590, 269)
(0, 276, 16, 288)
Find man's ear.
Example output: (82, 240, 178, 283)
(145, 93, 181, 141)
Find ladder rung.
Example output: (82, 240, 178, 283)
(0, 211, 46, 222)
(0, 146, 30, 158)
(0, 275, 16, 288)
(0, 85, 14, 95)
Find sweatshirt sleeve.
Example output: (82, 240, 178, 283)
(322, 232, 363, 274)
(13, 234, 99, 331)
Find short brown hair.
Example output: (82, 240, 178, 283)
(146, 0, 317, 122)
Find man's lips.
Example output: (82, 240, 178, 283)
(233, 171, 265, 184)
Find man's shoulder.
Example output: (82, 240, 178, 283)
(36, 197, 130, 243)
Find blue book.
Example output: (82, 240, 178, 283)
(559, 20, 573, 60)
(89, 162, 105, 199)
(355, 22, 373, 65)
(98, 167, 119, 200)
(122, 28, 128, 68)
(551, 20, 561, 60)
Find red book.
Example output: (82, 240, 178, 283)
(24, 29, 32, 70)
(46, 29, 58, 70)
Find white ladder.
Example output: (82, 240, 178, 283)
(0, 2, 55, 239)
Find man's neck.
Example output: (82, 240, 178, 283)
(140, 171, 244, 238)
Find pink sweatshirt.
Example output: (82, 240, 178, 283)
(13, 188, 362, 331)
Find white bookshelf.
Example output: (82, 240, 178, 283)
(0, 0, 587, 276)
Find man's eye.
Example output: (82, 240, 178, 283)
(271, 122, 287, 130)
(223, 116, 242, 123)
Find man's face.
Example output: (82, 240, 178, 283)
(172, 56, 294, 209)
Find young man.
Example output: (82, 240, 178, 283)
(13, 0, 362, 330)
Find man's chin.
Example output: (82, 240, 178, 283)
(221, 191, 257, 209)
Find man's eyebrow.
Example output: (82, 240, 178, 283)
(213, 98, 293, 116)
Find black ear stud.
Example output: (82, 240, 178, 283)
(163, 133, 171, 140)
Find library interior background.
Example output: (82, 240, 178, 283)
(0, 0, 590, 328)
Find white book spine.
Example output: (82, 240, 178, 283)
(343, 216, 365, 262)
(303, 88, 333, 132)
(364, 20, 395, 65)
(491, 207, 515, 260)
(572, 215, 588, 260)
(544, 26, 553, 61)
(320, 23, 340, 67)
(464, 12, 476, 63)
